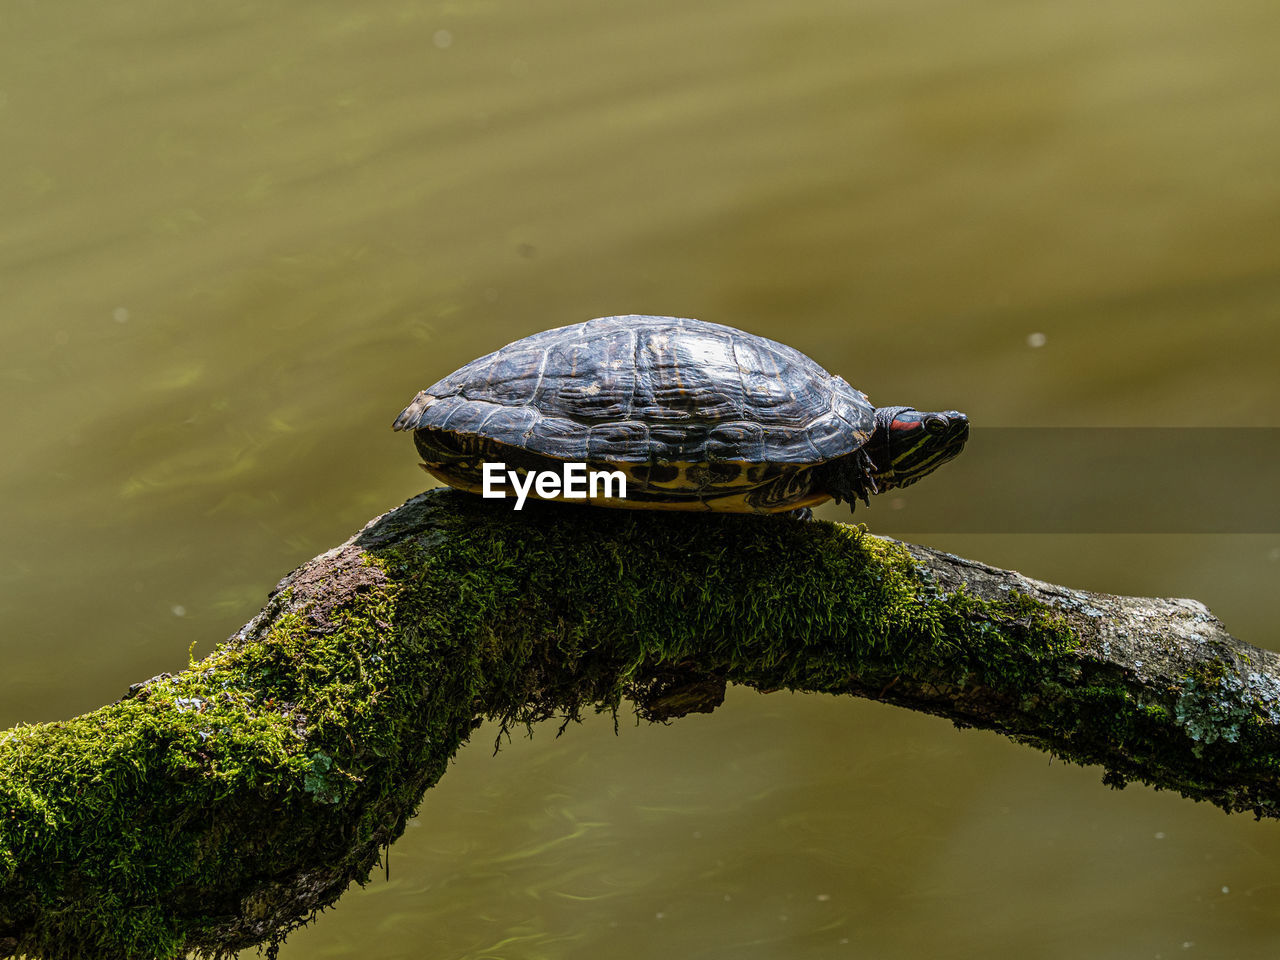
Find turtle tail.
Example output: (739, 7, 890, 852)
(816, 448, 879, 510)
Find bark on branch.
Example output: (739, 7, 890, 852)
(1, 489, 1275, 959)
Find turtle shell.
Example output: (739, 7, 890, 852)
(392, 315, 875, 465)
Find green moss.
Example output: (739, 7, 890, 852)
(0, 489, 1274, 957)
(376, 496, 1081, 743)
(0, 556, 477, 956)
(408, 496, 1280, 819)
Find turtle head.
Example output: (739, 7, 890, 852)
(867, 406, 969, 493)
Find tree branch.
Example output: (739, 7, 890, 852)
(1, 489, 1275, 959)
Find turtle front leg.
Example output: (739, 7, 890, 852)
(813, 449, 878, 510)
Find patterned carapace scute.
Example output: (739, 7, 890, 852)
(393, 315, 876, 464)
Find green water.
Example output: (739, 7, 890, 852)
(2, 0, 1279, 956)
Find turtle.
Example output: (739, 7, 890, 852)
(392, 315, 968, 514)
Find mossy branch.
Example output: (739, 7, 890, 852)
(2, 489, 1276, 959)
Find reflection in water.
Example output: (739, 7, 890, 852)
(1, 0, 1279, 955)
